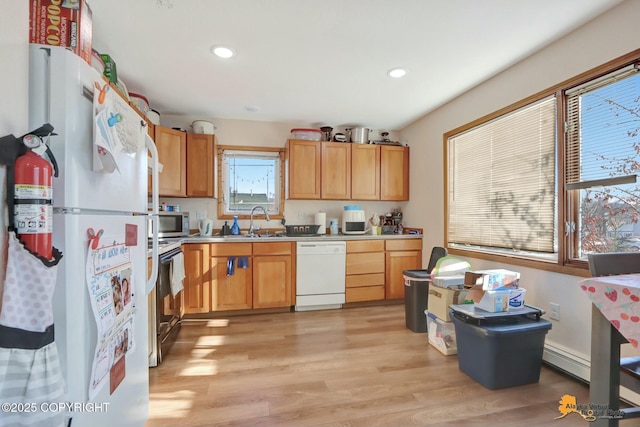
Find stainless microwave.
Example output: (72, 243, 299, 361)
(151, 212, 190, 238)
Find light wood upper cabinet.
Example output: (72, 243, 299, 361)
(155, 126, 187, 197)
(380, 145, 409, 201)
(186, 133, 216, 197)
(321, 141, 351, 200)
(287, 139, 321, 199)
(286, 140, 409, 201)
(183, 244, 211, 314)
(351, 144, 380, 200)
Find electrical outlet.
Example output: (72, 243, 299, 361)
(550, 302, 560, 321)
(298, 211, 306, 220)
(196, 211, 206, 220)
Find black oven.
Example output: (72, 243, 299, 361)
(150, 246, 183, 366)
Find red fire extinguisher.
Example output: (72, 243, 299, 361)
(14, 132, 58, 260)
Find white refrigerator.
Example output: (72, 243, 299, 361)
(29, 45, 157, 427)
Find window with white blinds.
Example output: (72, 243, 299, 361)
(564, 65, 640, 257)
(447, 97, 557, 253)
(565, 65, 639, 190)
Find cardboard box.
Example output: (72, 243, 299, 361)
(427, 284, 470, 321)
(431, 275, 465, 289)
(475, 290, 510, 313)
(29, 0, 93, 64)
(99, 53, 118, 83)
(426, 311, 457, 355)
(464, 269, 520, 290)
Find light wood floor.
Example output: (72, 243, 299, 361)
(146, 304, 592, 427)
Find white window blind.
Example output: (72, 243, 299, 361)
(447, 97, 557, 253)
(565, 65, 639, 190)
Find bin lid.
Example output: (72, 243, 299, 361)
(451, 313, 552, 336)
(403, 269, 431, 279)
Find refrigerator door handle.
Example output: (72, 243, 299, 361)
(146, 134, 160, 294)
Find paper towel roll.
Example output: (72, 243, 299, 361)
(315, 212, 326, 234)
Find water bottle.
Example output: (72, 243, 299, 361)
(231, 215, 241, 235)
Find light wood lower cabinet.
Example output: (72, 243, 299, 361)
(211, 243, 253, 311)
(346, 240, 385, 302)
(385, 239, 423, 299)
(183, 243, 211, 313)
(182, 238, 422, 313)
(253, 242, 292, 308)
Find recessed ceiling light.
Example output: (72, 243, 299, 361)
(244, 105, 260, 112)
(388, 68, 407, 78)
(211, 45, 235, 59)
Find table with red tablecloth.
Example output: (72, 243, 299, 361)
(579, 273, 640, 427)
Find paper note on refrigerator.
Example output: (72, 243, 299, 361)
(86, 232, 136, 400)
(92, 81, 146, 173)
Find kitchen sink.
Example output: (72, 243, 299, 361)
(223, 233, 286, 239)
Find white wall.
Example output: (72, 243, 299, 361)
(401, 0, 640, 388)
(158, 115, 406, 232)
(0, 0, 29, 303)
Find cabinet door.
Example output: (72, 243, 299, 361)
(385, 250, 422, 299)
(287, 139, 320, 199)
(321, 141, 351, 199)
(253, 255, 292, 308)
(351, 144, 380, 200)
(186, 133, 216, 197)
(183, 244, 210, 314)
(380, 145, 409, 201)
(212, 257, 252, 310)
(155, 126, 187, 197)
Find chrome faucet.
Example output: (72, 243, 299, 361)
(249, 206, 270, 236)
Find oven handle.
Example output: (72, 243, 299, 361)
(160, 247, 183, 263)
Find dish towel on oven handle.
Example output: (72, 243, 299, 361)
(169, 252, 185, 296)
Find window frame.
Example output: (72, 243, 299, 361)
(443, 48, 640, 277)
(216, 145, 285, 220)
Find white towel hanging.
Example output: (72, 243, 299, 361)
(169, 252, 185, 296)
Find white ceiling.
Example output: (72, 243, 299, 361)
(89, 0, 622, 131)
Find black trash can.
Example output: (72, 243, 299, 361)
(403, 270, 432, 332)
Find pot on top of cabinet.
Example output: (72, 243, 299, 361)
(346, 127, 371, 144)
(191, 120, 216, 134)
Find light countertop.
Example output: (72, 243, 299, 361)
(150, 233, 422, 256)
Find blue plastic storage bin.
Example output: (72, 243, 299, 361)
(450, 311, 552, 389)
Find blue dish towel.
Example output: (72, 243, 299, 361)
(237, 256, 249, 269)
(227, 256, 236, 276)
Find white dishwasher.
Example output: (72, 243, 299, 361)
(295, 241, 346, 311)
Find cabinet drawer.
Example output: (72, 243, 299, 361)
(346, 252, 385, 275)
(253, 241, 292, 256)
(210, 243, 252, 257)
(346, 240, 385, 253)
(346, 273, 385, 288)
(346, 286, 385, 302)
(385, 238, 422, 251)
